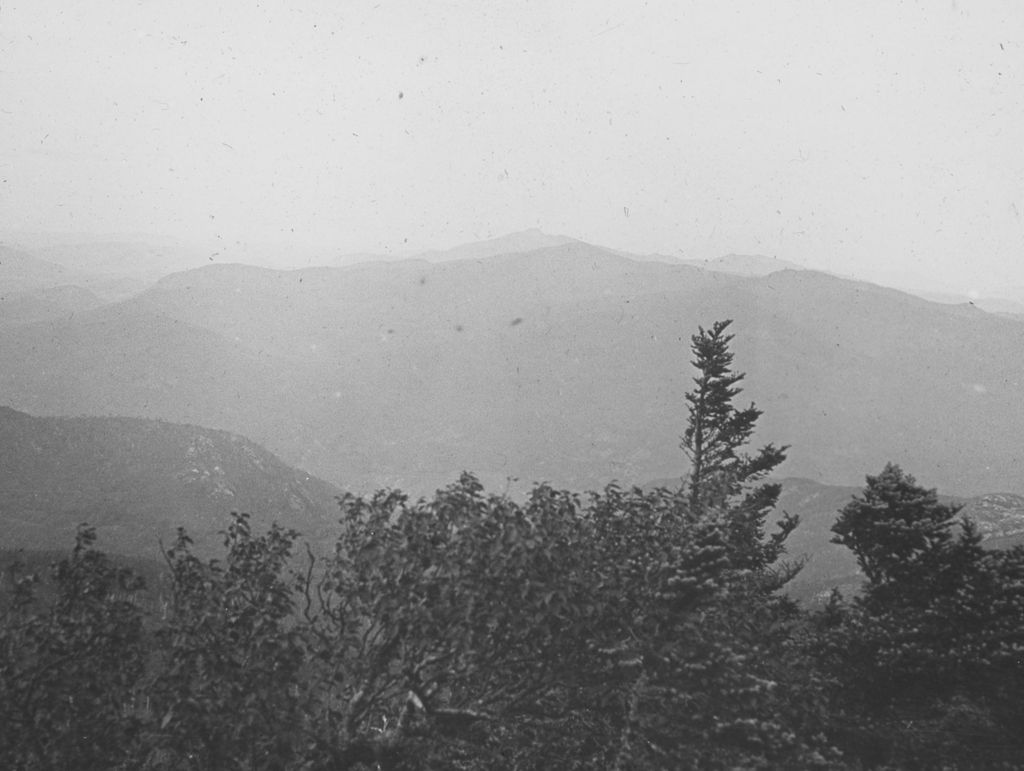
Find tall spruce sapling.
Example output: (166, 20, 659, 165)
(603, 320, 834, 769)
(681, 319, 795, 572)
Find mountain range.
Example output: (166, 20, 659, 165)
(2, 236, 1021, 500)
(1, 236, 209, 302)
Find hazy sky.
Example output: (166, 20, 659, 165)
(2, 1, 1022, 293)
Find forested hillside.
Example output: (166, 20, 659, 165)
(0, 407, 339, 557)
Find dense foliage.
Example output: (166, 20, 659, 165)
(823, 464, 1024, 768)
(2, 321, 1023, 769)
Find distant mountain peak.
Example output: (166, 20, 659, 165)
(325, 229, 578, 268)
(417, 229, 578, 263)
(685, 253, 809, 277)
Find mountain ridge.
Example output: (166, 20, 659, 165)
(680, 253, 808, 276)
(0, 239, 1020, 499)
(0, 406, 341, 558)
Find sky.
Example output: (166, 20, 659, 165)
(2, 0, 1022, 294)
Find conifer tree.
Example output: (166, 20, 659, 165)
(681, 319, 792, 571)
(607, 320, 834, 768)
(826, 463, 1024, 768)
(831, 462, 969, 608)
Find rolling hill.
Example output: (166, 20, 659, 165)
(0, 406, 341, 558)
(0, 284, 105, 327)
(0, 246, 76, 292)
(1, 234, 211, 303)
